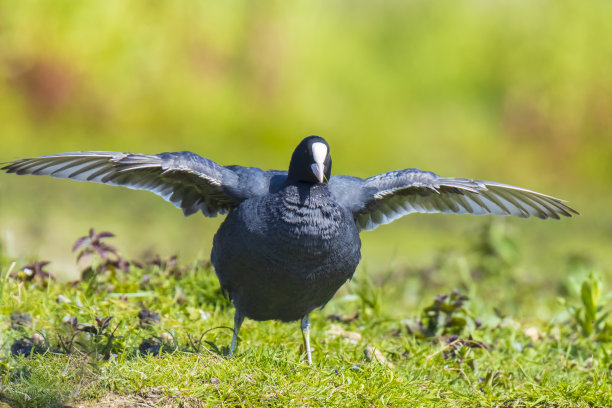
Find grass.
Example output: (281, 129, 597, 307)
(0, 225, 610, 407)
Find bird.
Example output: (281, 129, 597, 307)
(2, 136, 578, 364)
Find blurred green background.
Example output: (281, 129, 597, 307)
(0, 0, 610, 287)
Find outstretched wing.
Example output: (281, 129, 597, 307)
(2, 151, 250, 217)
(329, 169, 578, 231)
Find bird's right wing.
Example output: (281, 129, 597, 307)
(2, 151, 279, 217)
(329, 169, 578, 231)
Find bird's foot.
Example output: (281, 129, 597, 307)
(301, 315, 312, 365)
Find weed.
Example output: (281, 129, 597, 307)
(9, 262, 54, 287)
(405, 289, 477, 339)
(560, 272, 612, 341)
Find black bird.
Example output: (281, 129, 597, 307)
(2, 136, 578, 364)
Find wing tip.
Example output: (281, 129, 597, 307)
(549, 201, 579, 219)
(2, 161, 22, 173)
(567, 206, 580, 216)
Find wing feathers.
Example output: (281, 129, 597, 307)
(349, 168, 577, 230)
(2, 152, 241, 217)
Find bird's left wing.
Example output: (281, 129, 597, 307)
(2, 151, 251, 217)
(329, 169, 578, 231)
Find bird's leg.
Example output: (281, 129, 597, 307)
(301, 315, 312, 365)
(230, 311, 244, 356)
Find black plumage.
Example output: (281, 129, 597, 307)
(2, 135, 578, 364)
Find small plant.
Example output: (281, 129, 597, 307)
(352, 273, 384, 317)
(138, 332, 177, 355)
(138, 307, 161, 329)
(10, 334, 48, 356)
(142, 253, 185, 277)
(406, 289, 477, 338)
(73, 228, 130, 294)
(9, 261, 55, 286)
(73, 229, 119, 263)
(60, 315, 122, 360)
(561, 272, 612, 341)
(10, 312, 32, 331)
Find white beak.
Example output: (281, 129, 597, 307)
(311, 142, 328, 183)
(311, 162, 325, 183)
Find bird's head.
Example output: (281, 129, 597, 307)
(288, 136, 332, 184)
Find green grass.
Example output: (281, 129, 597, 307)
(0, 226, 610, 407)
(3, 342, 609, 407)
